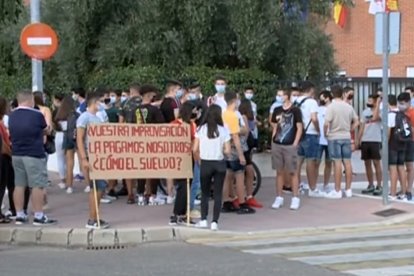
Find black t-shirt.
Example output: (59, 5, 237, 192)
(271, 105, 303, 145)
(189, 99, 207, 126)
(160, 97, 179, 123)
(137, 104, 165, 124)
(118, 96, 142, 123)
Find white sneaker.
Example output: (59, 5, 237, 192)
(194, 199, 201, 206)
(345, 189, 352, 198)
(66, 187, 73, 194)
(323, 185, 331, 193)
(271, 197, 284, 209)
(397, 194, 408, 201)
(211, 222, 218, 231)
(388, 195, 397, 201)
(137, 196, 146, 206)
(300, 182, 309, 190)
(290, 197, 301, 210)
(195, 220, 208, 228)
(100, 196, 112, 204)
(325, 190, 343, 199)
(308, 189, 326, 198)
(57, 182, 66, 190)
(105, 194, 117, 201)
(166, 196, 175, 205)
(84, 186, 91, 193)
(148, 196, 165, 206)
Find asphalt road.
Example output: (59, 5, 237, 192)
(0, 242, 345, 276)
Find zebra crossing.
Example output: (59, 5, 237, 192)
(198, 225, 414, 276)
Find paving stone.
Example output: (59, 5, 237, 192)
(92, 229, 116, 247)
(117, 228, 143, 245)
(13, 228, 42, 244)
(0, 228, 15, 243)
(143, 227, 174, 242)
(69, 228, 93, 247)
(39, 228, 72, 246)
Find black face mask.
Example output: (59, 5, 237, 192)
(348, 94, 354, 100)
(367, 103, 374, 108)
(319, 100, 326, 106)
(104, 98, 111, 105)
(191, 113, 198, 119)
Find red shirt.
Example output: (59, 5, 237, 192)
(0, 122, 10, 146)
(406, 107, 414, 126)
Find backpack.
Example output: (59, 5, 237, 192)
(66, 112, 80, 142)
(391, 111, 412, 142)
(294, 97, 312, 140)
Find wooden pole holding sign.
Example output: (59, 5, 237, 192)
(186, 178, 190, 226)
(92, 180, 101, 228)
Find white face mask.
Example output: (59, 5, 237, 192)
(245, 93, 254, 100)
(291, 96, 298, 103)
(121, 96, 128, 103)
(110, 96, 116, 104)
(72, 94, 78, 101)
(276, 95, 283, 103)
(215, 84, 226, 94)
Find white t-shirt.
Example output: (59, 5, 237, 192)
(214, 95, 227, 111)
(196, 125, 231, 160)
(3, 114, 9, 129)
(388, 108, 398, 128)
(296, 95, 319, 135)
(318, 105, 328, 145)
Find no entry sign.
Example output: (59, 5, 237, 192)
(20, 23, 58, 60)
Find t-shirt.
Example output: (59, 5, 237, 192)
(76, 100, 87, 114)
(160, 97, 179, 123)
(269, 102, 283, 116)
(118, 96, 142, 123)
(296, 95, 319, 135)
(318, 105, 328, 145)
(406, 107, 414, 126)
(361, 108, 382, 142)
(76, 111, 102, 151)
(214, 96, 227, 111)
(196, 125, 230, 160)
(188, 99, 207, 127)
(223, 109, 248, 160)
(106, 106, 119, 123)
(136, 104, 165, 124)
(9, 107, 47, 158)
(271, 105, 302, 145)
(388, 108, 407, 151)
(325, 99, 358, 140)
(3, 115, 9, 129)
(0, 121, 10, 146)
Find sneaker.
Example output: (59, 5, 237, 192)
(75, 174, 85, 181)
(237, 203, 256, 214)
(66, 187, 73, 194)
(211, 222, 218, 231)
(324, 190, 342, 199)
(84, 186, 91, 193)
(195, 220, 208, 228)
(246, 197, 263, 208)
(290, 197, 301, 210)
(362, 184, 375, 194)
(397, 194, 408, 201)
(194, 199, 201, 206)
(85, 219, 110, 229)
(137, 195, 146, 206)
(221, 201, 238, 213)
(166, 196, 175, 205)
(107, 189, 118, 199)
(406, 192, 413, 201)
(177, 216, 196, 225)
(323, 185, 331, 193)
(300, 182, 310, 190)
(148, 196, 165, 206)
(100, 196, 112, 204)
(15, 216, 28, 225)
(190, 209, 201, 219)
(373, 186, 383, 196)
(388, 195, 397, 201)
(126, 196, 136, 205)
(57, 182, 66, 190)
(116, 187, 128, 197)
(169, 216, 178, 226)
(232, 198, 240, 209)
(345, 189, 352, 198)
(105, 194, 117, 201)
(33, 216, 57, 226)
(271, 196, 284, 209)
(308, 189, 326, 198)
(5, 210, 16, 220)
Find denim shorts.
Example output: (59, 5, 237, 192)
(328, 139, 352, 160)
(317, 145, 331, 161)
(226, 160, 245, 173)
(298, 134, 319, 160)
(89, 180, 108, 192)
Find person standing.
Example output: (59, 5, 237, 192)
(270, 89, 303, 210)
(359, 95, 383, 196)
(209, 75, 228, 109)
(324, 86, 359, 199)
(9, 90, 57, 225)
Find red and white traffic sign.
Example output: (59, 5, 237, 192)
(20, 23, 58, 60)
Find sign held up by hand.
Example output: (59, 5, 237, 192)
(87, 123, 193, 180)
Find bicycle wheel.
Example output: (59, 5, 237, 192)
(252, 161, 262, 196)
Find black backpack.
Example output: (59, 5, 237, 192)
(294, 97, 312, 140)
(391, 111, 412, 142)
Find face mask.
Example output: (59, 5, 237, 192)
(348, 94, 354, 100)
(215, 84, 226, 94)
(245, 93, 253, 100)
(121, 96, 128, 103)
(72, 94, 78, 101)
(188, 94, 197, 101)
(398, 103, 408, 112)
(319, 99, 326, 106)
(191, 113, 198, 120)
(99, 102, 106, 111)
(410, 98, 414, 107)
(291, 96, 298, 103)
(176, 89, 184, 98)
(110, 96, 116, 104)
(366, 103, 374, 108)
(104, 98, 111, 105)
(276, 96, 283, 103)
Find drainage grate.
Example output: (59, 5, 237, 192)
(86, 245, 128, 251)
(373, 208, 407, 217)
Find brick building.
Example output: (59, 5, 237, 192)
(325, 0, 414, 78)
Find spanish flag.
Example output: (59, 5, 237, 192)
(333, 2, 348, 28)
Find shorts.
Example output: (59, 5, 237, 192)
(389, 149, 405, 166)
(12, 156, 48, 188)
(317, 145, 331, 161)
(62, 133, 76, 150)
(244, 150, 253, 166)
(226, 160, 245, 173)
(328, 139, 352, 160)
(405, 141, 414, 163)
(361, 142, 381, 160)
(271, 143, 298, 173)
(89, 179, 108, 192)
(298, 134, 319, 160)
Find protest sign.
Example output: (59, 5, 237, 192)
(87, 123, 193, 180)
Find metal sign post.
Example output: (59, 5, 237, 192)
(30, 0, 43, 92)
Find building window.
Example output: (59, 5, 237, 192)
(406, 67, 414, 77)
(367, 68, 391, 78)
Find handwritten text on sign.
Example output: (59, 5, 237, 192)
(87, 123, 193, 180)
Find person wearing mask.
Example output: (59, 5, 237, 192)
(324, 85, 359, 199)
(117, 83, 142, 201)
(169, 102, 198, 225)
(269, 89, 285, 126)
(135, 85, 166, 206)
(72, 87, 87, 114)
(160, 80, 183, 204)
(404, 87, 414, 107)
(105, 89, 121, 123)
(244, 86, 261, 148)
(358, 95, 383, 196)
(397, 92, 414, 201)
(193, 105, 231, 231)
(208, 75, 227, 109)
(295, 82, 322, 197)
(239, 99, 263, 208)
(76, 92, 110, 229)
(120, 90, 130, 105)
(270, 88, 303, 210)
(9, 90, 57, 225)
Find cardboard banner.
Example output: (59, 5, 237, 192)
(87, 123, 193, 180)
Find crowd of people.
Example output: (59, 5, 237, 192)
(0, 76, 414, 230)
